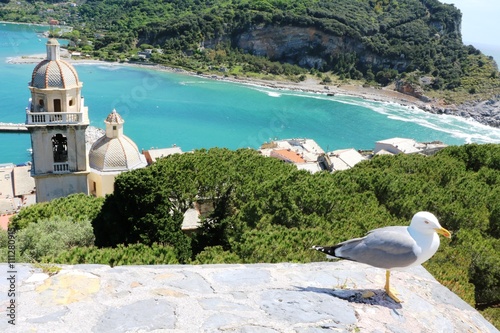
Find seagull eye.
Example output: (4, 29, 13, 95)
(424, 221, 429, 224)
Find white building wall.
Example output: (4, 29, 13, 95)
(35, 173, 88, 202)
(88, 172, 116, 197)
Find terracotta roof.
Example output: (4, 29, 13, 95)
(270, 149, 306, 164)
(0, 214, 13, 231)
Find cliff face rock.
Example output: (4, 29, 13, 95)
(2, 262, 497, 332)
(230, 25, 410, 71)
(395, 80, 431, 102)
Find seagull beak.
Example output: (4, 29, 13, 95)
(435, 227, 452, 238)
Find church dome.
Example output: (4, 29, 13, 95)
(30, 39, 80, 89)
(89, 135, 146, 172)
(89, 109, 147, 172)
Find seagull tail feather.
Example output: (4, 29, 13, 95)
(311, 245, 344, 259)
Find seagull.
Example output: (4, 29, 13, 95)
(312, 211, 451, 302)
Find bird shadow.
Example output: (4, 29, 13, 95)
(294, 286, 403, 310)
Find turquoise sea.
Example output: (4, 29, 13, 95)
(1, 22, 500, 165)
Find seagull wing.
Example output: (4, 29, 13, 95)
(333, 226, 419, 269)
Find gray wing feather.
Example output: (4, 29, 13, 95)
(336, 226, 418, 269)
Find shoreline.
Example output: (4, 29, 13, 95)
(5, 53, 427, 108)
(0, 21, 62, 29)
(5, 53, 500, 128)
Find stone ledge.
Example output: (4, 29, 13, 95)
(1, 262, 498, 332)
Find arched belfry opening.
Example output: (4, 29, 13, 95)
(52, 133, 68, 163)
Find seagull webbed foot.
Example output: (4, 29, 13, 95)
(385, 286, 401, 303)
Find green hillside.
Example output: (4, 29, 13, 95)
(3, 144, 500, 327)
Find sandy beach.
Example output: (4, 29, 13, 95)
(217, 75, 427, 108)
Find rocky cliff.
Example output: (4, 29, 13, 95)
(436, 97, 500, 128)
(232, 25, 407, 71)
(2, 262, 497, 332)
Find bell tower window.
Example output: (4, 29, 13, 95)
(38, 99, 44, 112)
(52, 134, 68, 162)
(54, 99, 62, 112)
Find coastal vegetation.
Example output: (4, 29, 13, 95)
(2, 144, 500, 327)
(1, 0, 499, 104)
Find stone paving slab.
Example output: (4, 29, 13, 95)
(0, 262, 498, 332)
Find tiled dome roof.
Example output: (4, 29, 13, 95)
(89, 135, 146, 172)
(31, 60, 79, 89)
(30, 39, 79, 89)
(105, 110, 124, 124)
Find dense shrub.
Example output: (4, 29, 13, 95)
(9, 193, 104, 230)
(45, 243, 179, 266)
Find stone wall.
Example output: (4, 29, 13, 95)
(1, 262, 498, 332)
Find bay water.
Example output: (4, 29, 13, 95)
(1, 22, 500, 165)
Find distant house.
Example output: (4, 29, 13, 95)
(374, 137, 447, 156)
(0, 163, 36, 218)
(13, 165, 36, 202)
(142, 146, 183, 165)
(270, 149, 306, 164)
(296, 163, 323, 173)
(260, 138, 331, 173)
(138, 49, 154, 59)
(328, 148, 366, 171)
(374, 138, 421, 155)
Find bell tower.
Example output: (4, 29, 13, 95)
(26, 39, 89, 202)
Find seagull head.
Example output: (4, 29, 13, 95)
(410, 211, 451, 238)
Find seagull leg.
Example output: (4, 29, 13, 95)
(384, 270, 401, 303)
